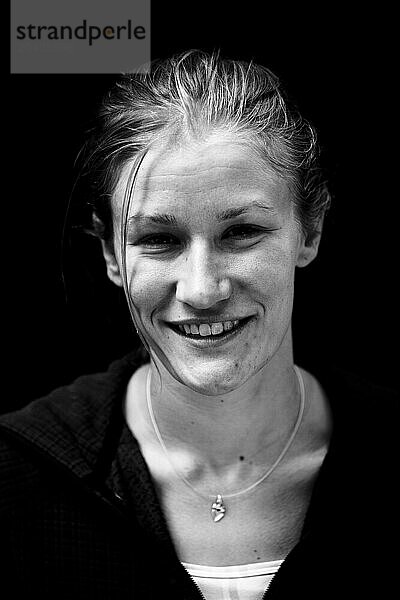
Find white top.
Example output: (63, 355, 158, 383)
(182, 559, 284, 600)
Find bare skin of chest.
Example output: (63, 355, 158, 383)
(153, 446, 325, 565)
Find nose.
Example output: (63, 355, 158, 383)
(175, 240, 232, 309)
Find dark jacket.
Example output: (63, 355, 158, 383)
(0, 352, 398, 599)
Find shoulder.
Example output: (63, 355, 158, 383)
(0, 351, 144, 494)
(301, 362, 399, 488)
(299, 363, 398, 444)
(308, 364, 399, 501)
(306, 362, 398, 421)
(0, 351, 142, 433)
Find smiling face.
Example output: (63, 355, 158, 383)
(102, 132, 320, 394)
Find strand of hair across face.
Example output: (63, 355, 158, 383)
(146, 365, 306, 501)
(120, 150, 152, 356)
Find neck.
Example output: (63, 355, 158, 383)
(146, 344, 302, 473)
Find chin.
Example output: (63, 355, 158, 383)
(179, 366, 251, 396)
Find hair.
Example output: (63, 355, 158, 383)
(77, 49, 331, 245)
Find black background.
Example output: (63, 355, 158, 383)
(6, 3, 398, 413)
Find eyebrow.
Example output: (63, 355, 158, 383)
(128, 201, 273, 226)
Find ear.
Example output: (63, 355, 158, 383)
(296, 220, 323, 268)
(100, 239, 123, 287)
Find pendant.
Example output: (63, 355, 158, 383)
(211, 494, 226, 522)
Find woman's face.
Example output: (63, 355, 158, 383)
(105, 133, 318, 394)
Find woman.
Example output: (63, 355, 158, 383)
(0, 51, 397, 599)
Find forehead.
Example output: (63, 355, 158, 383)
(112, 133, 292, 217)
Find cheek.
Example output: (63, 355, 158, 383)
(126, 257, 172, 319)
(247, 245, 297, 303)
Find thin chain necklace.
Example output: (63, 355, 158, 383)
(146, 366, 305, 523)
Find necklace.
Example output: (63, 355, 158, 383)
(146, 366, 305, 523)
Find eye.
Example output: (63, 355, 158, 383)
(136, 233, 180, 248)
(223, 224, 266, 240)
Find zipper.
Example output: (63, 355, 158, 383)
(260, 571, 278, 599)
(181, 565, 207, 600)
(185, 574, 207, 600)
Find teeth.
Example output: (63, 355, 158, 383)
(199, 324, 211, 336)
(211, 323, 224, 335)
(177, 319, 244, 337)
